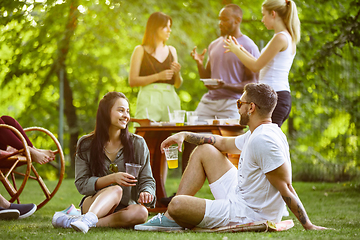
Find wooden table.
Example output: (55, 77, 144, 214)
(134, 124, 246, 212)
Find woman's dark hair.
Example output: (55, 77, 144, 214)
(142, 12, 172, 54)
(77, 92, 135, 176)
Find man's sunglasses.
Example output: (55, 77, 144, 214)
(236, 100, 261, 109)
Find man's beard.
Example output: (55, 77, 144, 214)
(240, 112, 249, 126)
(220, 25, 235, 37)
(220, 29, 227, 37)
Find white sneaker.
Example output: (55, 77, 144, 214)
(59, 204, 81, 216)
(70, 212, 98, 233)
(52, 212, 82, 228)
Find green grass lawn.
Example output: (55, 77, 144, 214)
(0, 178, 359, 240)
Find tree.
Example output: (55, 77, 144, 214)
(287, 0, 360, 181)
(1, 0, 359, 180)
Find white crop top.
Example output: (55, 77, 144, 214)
(259, 31, 295, 92)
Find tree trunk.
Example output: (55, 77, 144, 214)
(56, 0, 79, 177)
(63, 74, 78, 177)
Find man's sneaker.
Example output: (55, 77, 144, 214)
(134, 213, 184, 231)
(60, 204, 81, 216)
(0, 207, 20, 220)
(52, 212, 82, 228)
(70, 212, 98, 234)
(9, 203, 36, 219)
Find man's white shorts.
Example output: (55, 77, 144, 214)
(197, 167, 252, 229)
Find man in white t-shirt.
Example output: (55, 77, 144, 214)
(135, 83, 327, 231)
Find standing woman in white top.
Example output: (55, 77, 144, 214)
(224, 0, 300, 127)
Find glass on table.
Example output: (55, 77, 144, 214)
(186, 111, 198, 125)
(173, 110, 186, 126)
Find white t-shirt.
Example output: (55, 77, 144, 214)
(259, 31, 295, 92)
(229, 123, 291, 223)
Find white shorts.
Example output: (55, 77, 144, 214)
(195, 96, 240, 121)
(197, 167, 251, 228)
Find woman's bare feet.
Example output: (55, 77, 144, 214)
(36, 148, 56, 160)
(6, 146, 18, 154)
(29, 147, 55, 164)
(0, 150, 13, 158)
(0, 146, 19, 158)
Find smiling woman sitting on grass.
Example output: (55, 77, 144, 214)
(52, 92, 156, 233)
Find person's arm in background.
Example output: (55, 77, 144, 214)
(169, 46, 183, 88)
(224, 34, 287, 73)
(190, 46, 211, 79)
(209, 67, 258, 94)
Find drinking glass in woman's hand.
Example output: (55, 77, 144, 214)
(113, 172, 137, 187)
(125, 163, 141, 178)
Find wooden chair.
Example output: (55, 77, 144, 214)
(0, 124, 65, 210)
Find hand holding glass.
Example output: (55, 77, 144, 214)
(164, 146, 178, 169)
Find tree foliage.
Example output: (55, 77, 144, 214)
(288, 0, 360, 181)
(0, 0, 359, 180)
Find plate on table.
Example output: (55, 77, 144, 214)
(200, 79, 220, 86)
(205, 119, 240, 125)
(160, 122, 176, 126)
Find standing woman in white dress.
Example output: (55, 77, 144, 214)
(224, 0, 300, 127)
